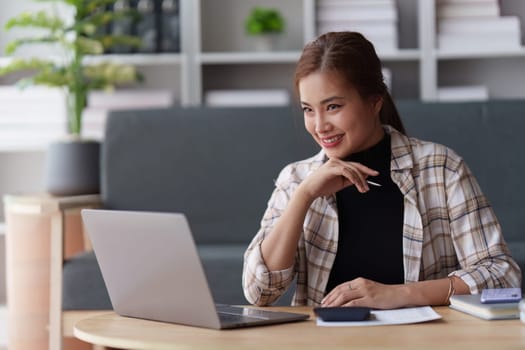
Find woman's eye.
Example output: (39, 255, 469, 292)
(302, 106, 312, 113)
(327, 104, 341, 111)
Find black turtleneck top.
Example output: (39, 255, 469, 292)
(325, 133, 405, 294)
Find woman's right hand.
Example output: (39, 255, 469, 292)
(299, 158, 379, 200)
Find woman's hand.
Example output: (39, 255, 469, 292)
(300, 159, 379, 200)
(321, 277, 410, 310)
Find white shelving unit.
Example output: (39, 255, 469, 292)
(3, 0, 525, 107)
(188, 0, 422, 105)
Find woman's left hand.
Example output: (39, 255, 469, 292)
(321, 277, 410, 309)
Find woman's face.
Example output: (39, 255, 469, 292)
(299, 71, 384, 159)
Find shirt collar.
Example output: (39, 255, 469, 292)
(384, 125, 414, 172)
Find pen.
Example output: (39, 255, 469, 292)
(366, 180, 381, 187)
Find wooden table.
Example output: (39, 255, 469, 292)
(74, 306, 525, 350)
(4, 193, 101, 350)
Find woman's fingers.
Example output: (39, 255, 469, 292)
(341, 167, 368, 192)
(330, 159, 379, 193)
(321, 282, 357, 306)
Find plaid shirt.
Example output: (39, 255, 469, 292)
(243, 126, 521, 306)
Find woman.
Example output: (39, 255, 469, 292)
(242, 32, 521, 309)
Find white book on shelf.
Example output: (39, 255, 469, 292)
(205, 89, 290, 107)
(83, 89, 175, 140)
(0, 86, 67, 150)
(438, 16, 520, 35)
(317, 24, 398, 50)
(82, 108, 107, 140)
(437, 1, 500, 18)
(317, 20, 397, 37)
(0, 130, 67, 149)
(436, 0, 498, 4)
(318, 0, 393, 6)
(373, 41, 400, 54)
(317, 3, 397, 22)
(88, 89, 174, 109)
(438, 32, 521, 51)
(437, 85, 489, 102)
(0, 86, 66, 121)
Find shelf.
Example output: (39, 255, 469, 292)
(0, 54, 183, 68)
(198, 49, 420, 65)
(84, 53, 183, 66)
(377, 49, 421, 61)
(198, 51, 301, 65)
(3, 0, 525, 106)
(436, 47, 525, 60)
(0, 143, 47, 153)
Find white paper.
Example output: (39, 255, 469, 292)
(316, 306, 442, 327)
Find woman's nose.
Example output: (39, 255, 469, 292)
(315, 114, 331, 133)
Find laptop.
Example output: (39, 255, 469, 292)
(81, 209, 309, 329)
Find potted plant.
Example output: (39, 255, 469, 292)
(0, 0, 142, 196)
(244, 7, 285, 51)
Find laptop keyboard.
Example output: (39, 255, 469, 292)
(218, 311, 269, 323)
(218, 312, 250, 323)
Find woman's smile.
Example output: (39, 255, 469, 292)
(320, 134, 344, 148)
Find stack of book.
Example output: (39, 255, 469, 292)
(436, 0, 522, 52)
(0, 87, 67, 151)
(316, 0, 399, 53)
(107, 0, 181, 54)
(83, 89, 174, 139)
(204, 89, 290, 107)
(449, 294, 520, 320)
(437, 85, 489, 102)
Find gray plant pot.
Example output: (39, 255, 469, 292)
(45, 138, 101, 196)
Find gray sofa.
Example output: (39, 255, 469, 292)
(62, 100, 525, 310)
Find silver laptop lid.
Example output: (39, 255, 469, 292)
(82, 209, 221, 329)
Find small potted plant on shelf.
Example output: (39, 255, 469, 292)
(244, 6, 285, 51)
(0, 0, 142, 196)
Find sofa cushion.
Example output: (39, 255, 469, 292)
(62, 251, 111, 310)
(102, 107, 318, 245)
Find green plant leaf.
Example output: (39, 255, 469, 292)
(85, 0, 119, 14)
(84, 62, 141, 87)
(100, 35, 142, 50)
(35, 0, 79, 6)
(245, 7, 285, 35)
(5, 36, 62, 55)
(5, 10, 65, 32)
(2, 0, 142, 135)
(0, 58, 56, 76)
(12, 66, 70, 89)
(76, 36, 104, 55)
(32, 68, 71, 87)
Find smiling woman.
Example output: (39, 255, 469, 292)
(299, 70, 384, 160)
(242, 31, 521, 310)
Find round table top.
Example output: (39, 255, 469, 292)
(73, 306, 525, 350)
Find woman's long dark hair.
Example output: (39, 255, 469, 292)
(294, 31, 406, 135)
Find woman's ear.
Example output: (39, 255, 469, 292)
(369, 95, 384, 115)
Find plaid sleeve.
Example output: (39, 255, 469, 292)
(447, 159, 522, 292)
(242, 168, 298, 306)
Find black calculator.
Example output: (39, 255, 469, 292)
(313, 306, 371, 322)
